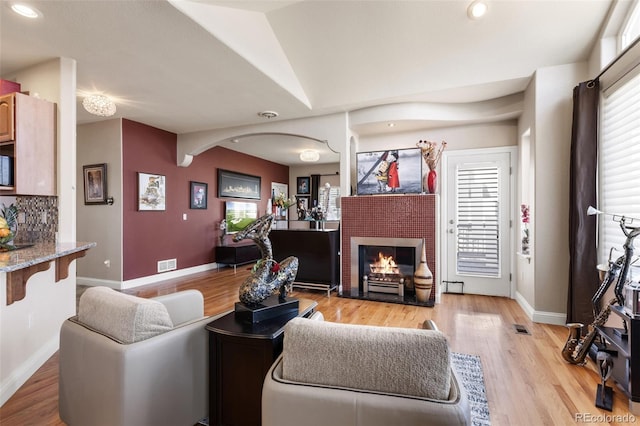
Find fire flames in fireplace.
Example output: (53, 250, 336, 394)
(364, 252, 405, 296)
(370, 252, 399, 275)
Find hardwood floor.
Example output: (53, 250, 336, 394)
(0, 266, 636, 425)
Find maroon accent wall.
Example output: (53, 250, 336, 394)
(341, 194, 436, 301)
(122, 119, 288, 281)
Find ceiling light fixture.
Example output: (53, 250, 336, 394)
(11, 3, 41, 18)
(258, 110, 279, 119)
(82, 94, 116, 117)
(387, 123, 395, 128)
(467, 0, 488, 19)
(300, 150, 320, 162)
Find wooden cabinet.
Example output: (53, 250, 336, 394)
(270, 229, 340, 295)
(0, 92, 56, 195)
(0, 94, 15, 142)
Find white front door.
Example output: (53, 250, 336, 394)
(442, 149, 513, 297)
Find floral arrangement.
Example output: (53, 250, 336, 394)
(521, 204, 530, 254)
(273, 192, 293, 209)
(521, 204, 530, 224)
(416, 140, 447, 170)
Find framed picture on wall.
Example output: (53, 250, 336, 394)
(138, 172, 166, 211)
(356, 148, 422, 195)
(296, 176, 310, 194)
(218, 169, 261, 200)
(83, 163, 108, 205)
(190, 181, 208, 209)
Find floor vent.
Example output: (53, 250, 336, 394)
(513, 324, 531, 335)
(157, 258, 177, 273)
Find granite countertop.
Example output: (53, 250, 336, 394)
(0, 241, 96, 272)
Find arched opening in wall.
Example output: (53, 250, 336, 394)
(215, 132, 339, 167)
(212, 132, 342, 227)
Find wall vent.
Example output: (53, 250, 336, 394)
(157, 258, 177, 273)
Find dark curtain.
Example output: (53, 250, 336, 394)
(567, 79, 600, 326)
(311, 174, 321, 208)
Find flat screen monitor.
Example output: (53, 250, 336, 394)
(225, 201, 258, 233)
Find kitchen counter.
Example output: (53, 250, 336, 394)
(1, 241, 96, 305)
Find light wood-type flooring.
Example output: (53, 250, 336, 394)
(0, 266, 637, 425)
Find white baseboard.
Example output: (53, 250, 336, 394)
(77, 263, 219, 290)
(515, 291, 567, 325)
(0, 336, 58, 407)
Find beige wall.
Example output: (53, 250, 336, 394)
(533, 63, 589, 318)
(359, 121, 517, 152)
(76, 120, 123, 283)
(516, 62, 590, 324)
(0, 58, 77, 406)
(517, 74, 537, 309)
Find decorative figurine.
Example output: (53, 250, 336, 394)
(595, 351, 614, 411)
(232, 213, 298, 306)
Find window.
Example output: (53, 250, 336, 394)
(598, 69, 640, 263)
(620, 0, 640, 51)
(455, 165, 500, 277)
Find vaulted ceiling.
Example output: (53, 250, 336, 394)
(0, 0, 616, 164)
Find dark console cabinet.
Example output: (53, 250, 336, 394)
(270, 229, 340, 295)
(593, 305, 640, 413)
(215, 243, 260, 272)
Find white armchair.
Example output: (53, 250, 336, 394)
(262, 317, 471, 426)
(59, 287, 222, 426)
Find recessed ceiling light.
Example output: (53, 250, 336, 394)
(230, 139, 240, 143)
(467, 0, 488, 20)
(258, 110, 278, 119)
(11, 3, 41, 18)
(387, 123, 395, 128)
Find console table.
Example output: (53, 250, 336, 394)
(206, 298, 317, 426)
(270, 229, 340, 297)
(593, 305, 640, 414)
(215, 243, 260, 272)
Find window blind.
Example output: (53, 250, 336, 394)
(599, 69, 640, 264)
(456, 166, 500, 277)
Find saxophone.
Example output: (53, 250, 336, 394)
(562, 298, 616, 365)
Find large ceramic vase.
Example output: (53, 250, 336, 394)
(414, 239, 433, 303)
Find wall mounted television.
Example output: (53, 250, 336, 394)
(225, 201, 259, 233)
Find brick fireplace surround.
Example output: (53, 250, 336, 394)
(341, 194, 436, 303)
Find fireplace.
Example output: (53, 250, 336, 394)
(341, 195, 436, 306)
(358, 241, 420, 297)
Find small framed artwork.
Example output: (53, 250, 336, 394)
(295, 195, 309, 210)
(218, 169, 261, 200)
(138, 172, 166, 211)
(190, 181, 208, 209)
(356, 148, 422, 195)
(297, 176, 310, 194)
(83, 163, 108, 205)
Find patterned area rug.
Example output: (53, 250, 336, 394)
(452, 352, 491, 426)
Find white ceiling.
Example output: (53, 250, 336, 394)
(0, 0, 616, 165)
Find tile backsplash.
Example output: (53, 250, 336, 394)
(14, 195, 58, 243)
